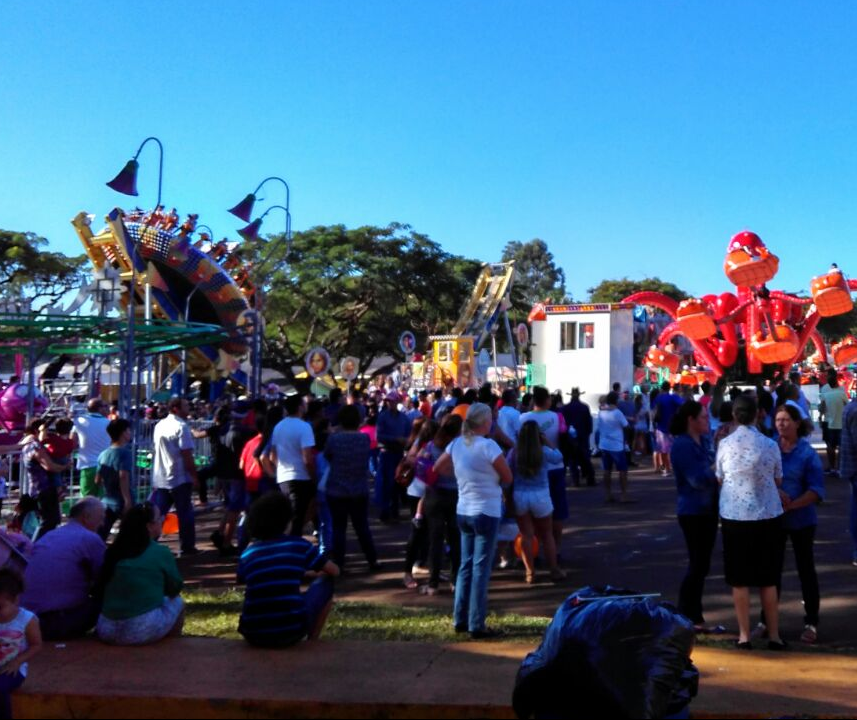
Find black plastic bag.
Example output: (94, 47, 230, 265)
(513, 586, 698, 719)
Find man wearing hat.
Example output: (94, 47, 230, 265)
(376, 391, 412, 522)
(561, 388, 596, 487)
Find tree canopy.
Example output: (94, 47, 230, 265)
(252, 223, 482, 391)
(587, 277, 689, 304)
(0, 229, 87, 310)
(501, 239, 568, 310)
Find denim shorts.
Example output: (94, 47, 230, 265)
(513, 488, 554, 519)
(96, 596, 184, 646)
(225, 479, 247, 512)
(601, 450, 629, 472)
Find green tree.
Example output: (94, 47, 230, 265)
(501, 239, 568, 310)
(818, 307, 857, 341)
(250, 224, 482, 391)
(587, 277, 689, 304)
(0, 229, 88, 310)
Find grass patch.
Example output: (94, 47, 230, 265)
(183, 589, 550, 643)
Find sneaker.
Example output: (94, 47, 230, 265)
(498, 558, 511, 570)
(418, 585, 438, 596)
(750, 622, 769, 641)
(411, 563, 430, 577)
(800, 624, 818, 644)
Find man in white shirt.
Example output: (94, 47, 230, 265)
(596, 391, 630, 503)
(73, 398, 111, 498)
(820, 369, 848, 475)
(266, 394, 316, 536)
(497, 389, 522, 448)
(151, 397, 199, 556)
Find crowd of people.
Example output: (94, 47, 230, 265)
(0, 367, 853, 711)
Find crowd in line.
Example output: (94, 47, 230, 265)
(0, 369, 855, 714)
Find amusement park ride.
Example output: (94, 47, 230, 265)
(428, 261, 517, 388)
(72, 206, 255, 387)
(626, 231, 857, 386)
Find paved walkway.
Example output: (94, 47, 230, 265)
(15, 638, 857, 718)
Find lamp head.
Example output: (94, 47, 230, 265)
(228, 193, 256, 222)
(237, 218, 263, 243)
(105, 159, 140, 197)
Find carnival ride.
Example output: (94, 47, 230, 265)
(72, 207, 255, 386)
(429, 262, 517, 387)
(625, 231, 857, 382)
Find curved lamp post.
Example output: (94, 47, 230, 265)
(229, 177, 293, 398)
(105, 136, 164, 485)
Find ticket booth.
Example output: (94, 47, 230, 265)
(429, 335, 476, 388)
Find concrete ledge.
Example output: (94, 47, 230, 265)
(13, 637, 857, 719)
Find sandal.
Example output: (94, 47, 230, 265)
(403, 574, 418, 590)
(525, 571, 535, 585)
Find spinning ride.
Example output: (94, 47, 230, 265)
(73, 207, 255, 385)
(626, 231, 857, 379)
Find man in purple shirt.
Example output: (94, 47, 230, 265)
(21, 498, 106, 640)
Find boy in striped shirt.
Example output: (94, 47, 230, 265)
(238, 492, 340, 647)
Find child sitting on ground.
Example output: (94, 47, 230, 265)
(0, 568, 42, 719)
(237, 492, 339, 647)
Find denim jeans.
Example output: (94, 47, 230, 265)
(151, 483, 196, 552)
(0, 671, 24, 719)
(376, 450, 403, 519)
(454, 513, 500, 632)
(327, 494, 378, 567)
(851, 480, 857, 560)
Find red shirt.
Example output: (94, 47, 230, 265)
(44, 434, 76, 462)
(240, 434, 266, 492)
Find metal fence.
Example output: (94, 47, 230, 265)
(1, 418, 215, 512)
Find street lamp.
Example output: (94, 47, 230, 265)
(105, 136, 164, 486)
(228, 178, 292, 397)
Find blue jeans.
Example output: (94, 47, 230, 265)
(316, 491, 333, 558)
(454, 513, 500, 633)
(327, 494, 378, 567)
(851, 481, 857, 559)
(0, 671, 23, 719)
(151, 483, 196, 552)
(376, 450, 403, 519)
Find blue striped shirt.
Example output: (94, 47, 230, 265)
(237, 536, 327, 643)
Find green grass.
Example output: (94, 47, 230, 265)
(183, 589, 550, 643)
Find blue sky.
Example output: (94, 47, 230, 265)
(3, 1, 857, 301)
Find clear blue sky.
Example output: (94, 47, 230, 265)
(3, 1, 857, 301)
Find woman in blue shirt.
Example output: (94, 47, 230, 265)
(760, 404, 825, 644)
(669, 401, 720, 633)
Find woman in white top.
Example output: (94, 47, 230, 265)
(597, 392, 630, 503)
(716, 394, 787, 650)
(435, 403, 512, 639)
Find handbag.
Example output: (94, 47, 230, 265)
(394, 457, 416, 487)
(414, 442, 439, 487)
